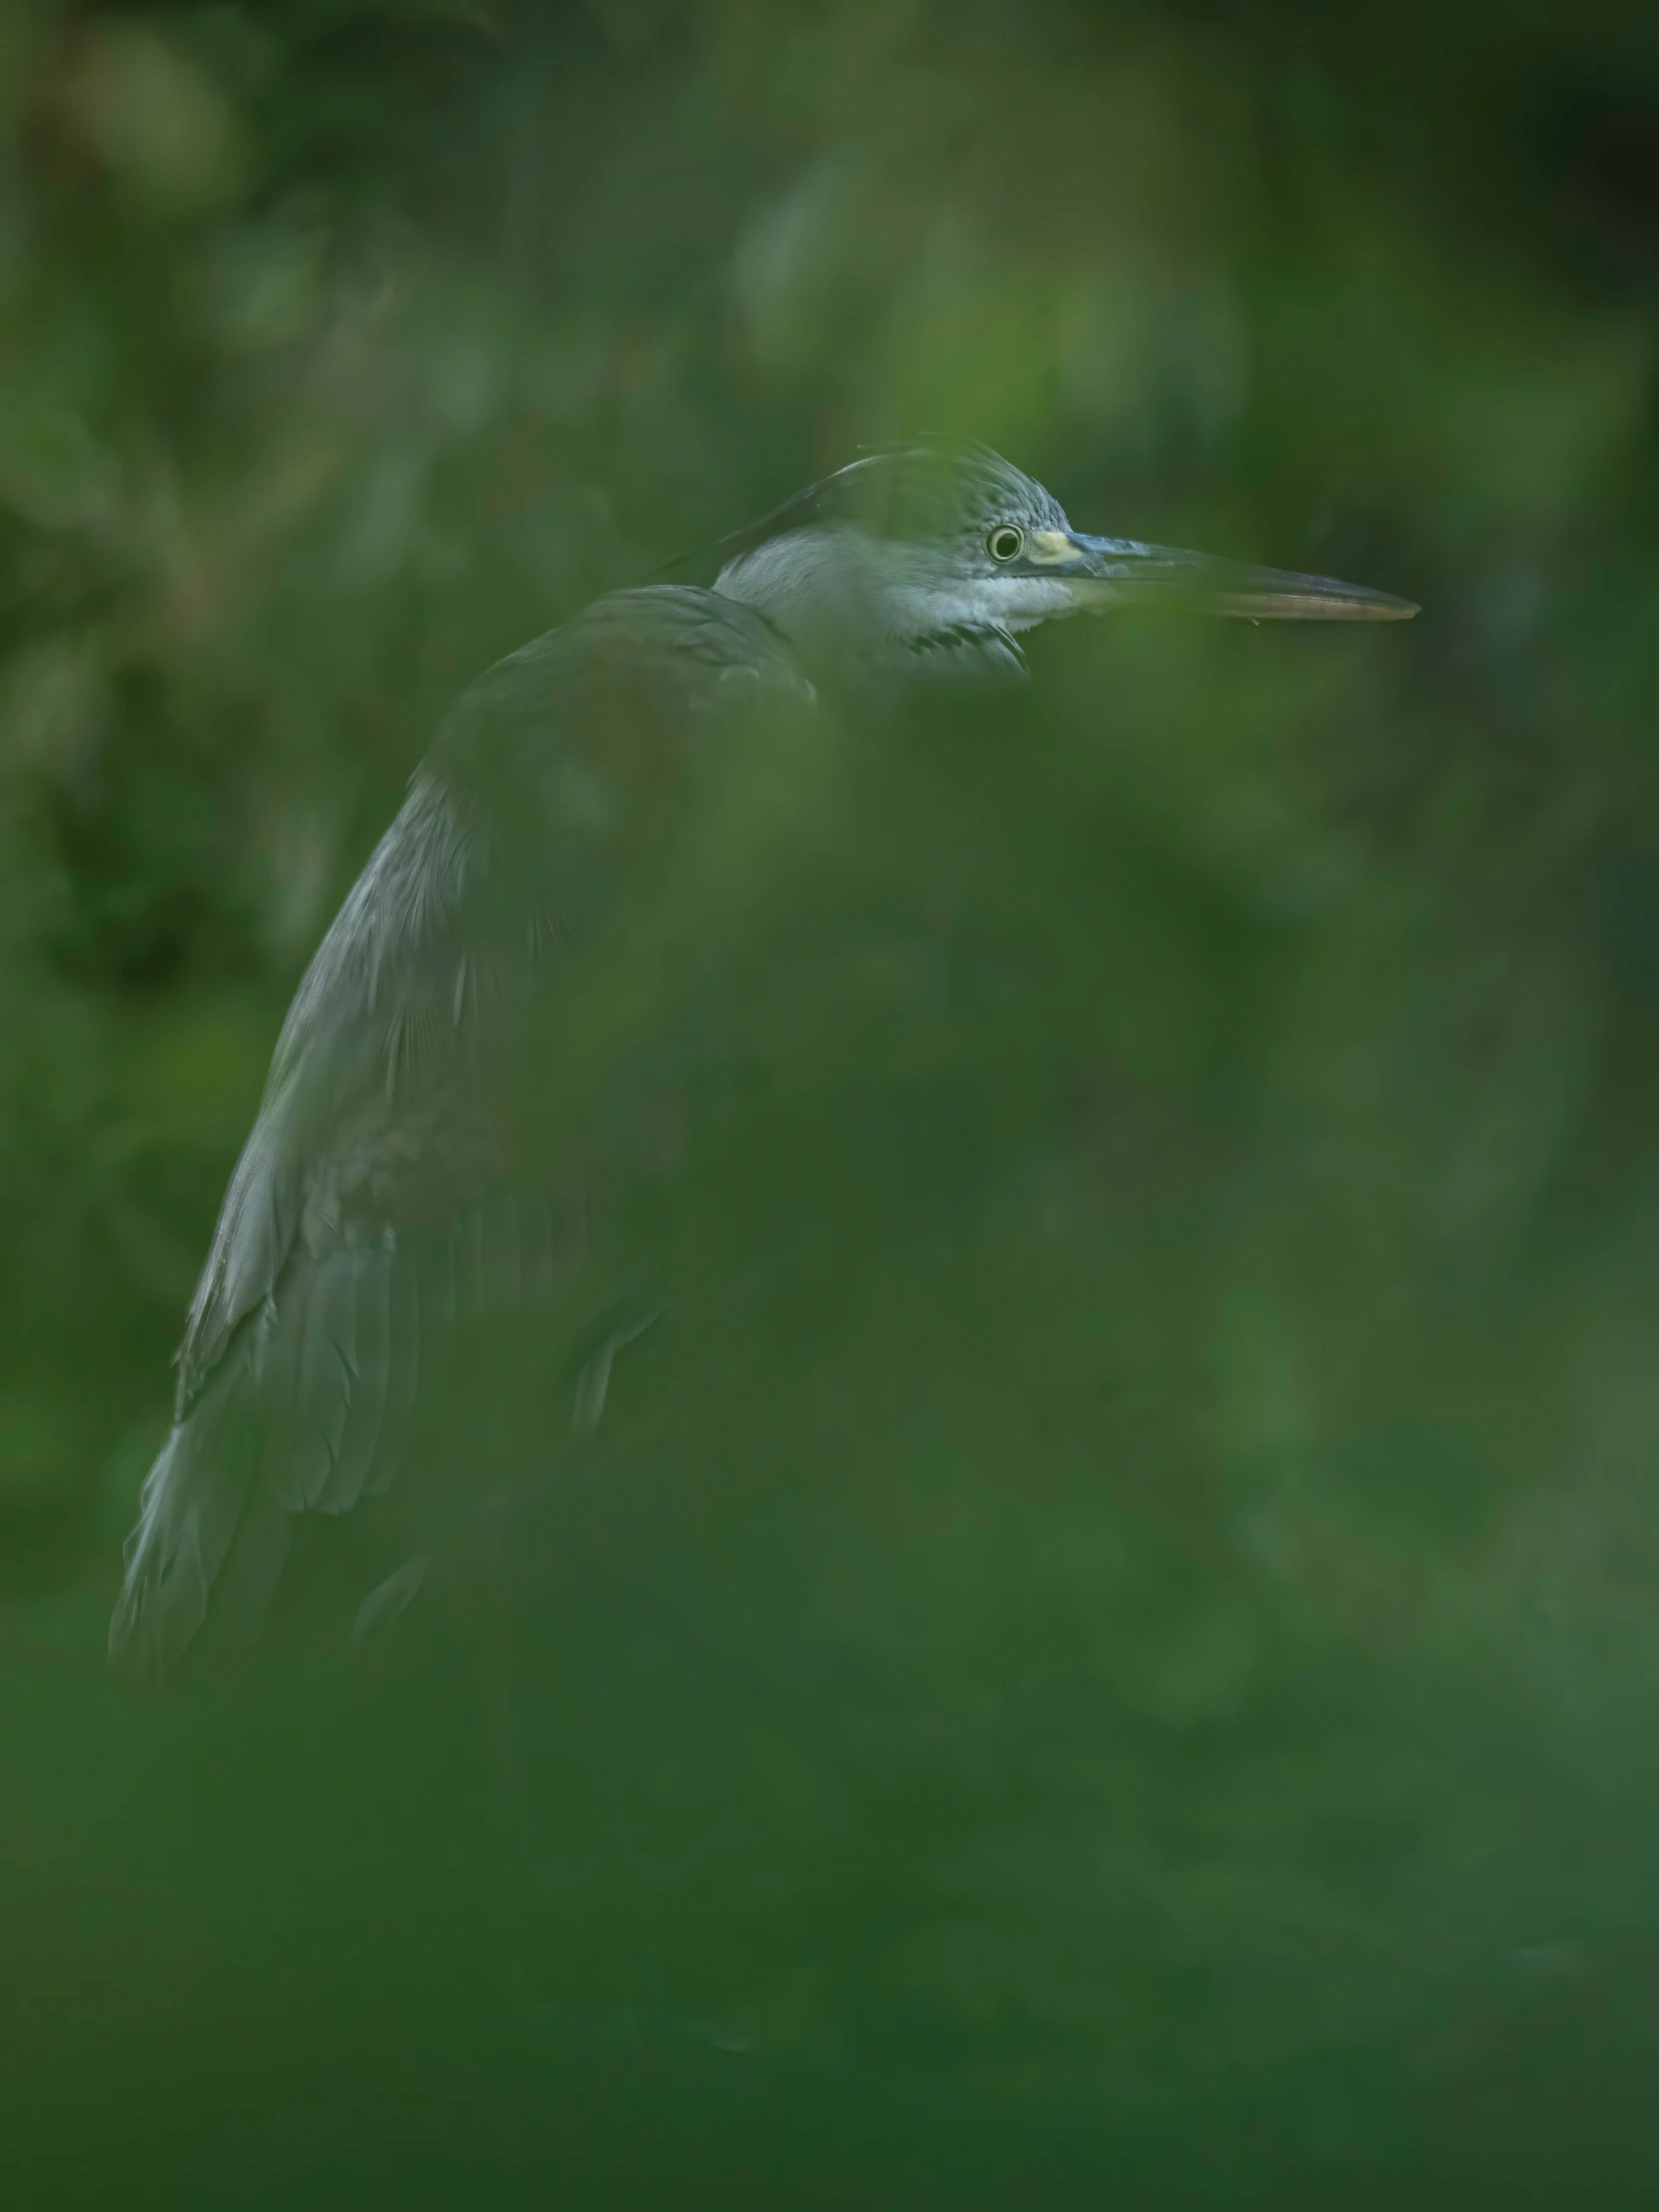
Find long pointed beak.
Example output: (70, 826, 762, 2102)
(1022, 531, 1417, 622)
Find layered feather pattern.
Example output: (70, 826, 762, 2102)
(109, 587, 805, 1682)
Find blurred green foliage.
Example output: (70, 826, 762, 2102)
(7, 0, 1659, 2198)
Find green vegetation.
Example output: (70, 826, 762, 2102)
(5, 1, 1659, 2200)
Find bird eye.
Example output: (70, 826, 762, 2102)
(987, 525, 1024, 562)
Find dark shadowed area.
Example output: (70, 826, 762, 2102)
(5, 1, 1659, 2203)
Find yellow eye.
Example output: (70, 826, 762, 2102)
(987, 525, 1024, 562)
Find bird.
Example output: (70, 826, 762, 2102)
(108, 440, 1415, 1685)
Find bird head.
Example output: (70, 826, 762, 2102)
(713, 440, 1415, 676)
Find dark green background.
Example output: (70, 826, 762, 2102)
(6, 0, 1659, 2201)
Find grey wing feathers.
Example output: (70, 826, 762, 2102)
(109, 585, 804, 1683)
(110, 774, 483, 1682)
(107, 1196, 576, 1682)
(109, 1235, 424, 1683)
(176, 773, 476, 1403)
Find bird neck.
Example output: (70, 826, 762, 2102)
(714, 526, 1025, 681)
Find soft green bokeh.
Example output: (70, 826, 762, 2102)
(4, 1, 1659, 2200)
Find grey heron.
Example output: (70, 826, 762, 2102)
(108, 440, 1415, 1684)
